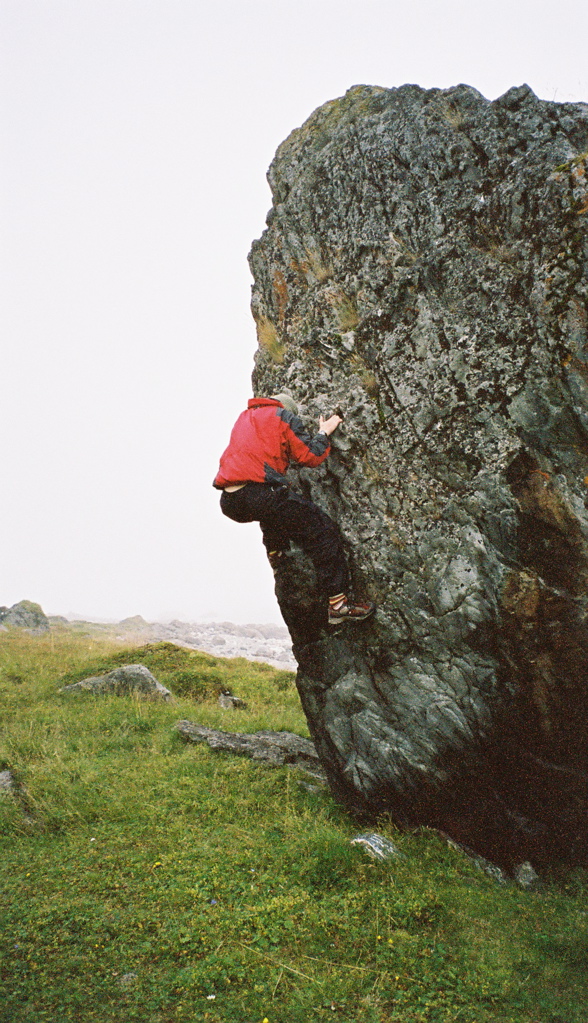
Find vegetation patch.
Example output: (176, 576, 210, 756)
(56, 641, 277, 704)
(255, 314, 285, 364)
(1, 629, 587, 1022)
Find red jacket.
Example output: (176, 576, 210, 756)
(213, 398, 330, 488)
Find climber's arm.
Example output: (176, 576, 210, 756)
(278, 409, 333, 467)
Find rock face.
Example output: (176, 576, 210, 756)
(248, 83, 588, 868)
(0, 601, 49, 633)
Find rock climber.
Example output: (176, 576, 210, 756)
(213, 392, 376, 626)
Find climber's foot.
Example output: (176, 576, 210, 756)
(328, 596, 376, 626)
(268, 550, 285, 571)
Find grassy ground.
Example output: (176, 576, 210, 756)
(1, 628, 587, 1023)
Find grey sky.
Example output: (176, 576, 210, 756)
(2, 0, 586, 624)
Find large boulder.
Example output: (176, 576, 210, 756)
(248, 83, 588, 869)
(0, 600, 49, 633)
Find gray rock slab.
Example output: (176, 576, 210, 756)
(176, 720, 326, 779)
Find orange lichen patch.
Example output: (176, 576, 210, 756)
(289, 257, 311, 283)
(272, 270, 289, 325)
(571, 296, 587, 323)
(501, 570, 541, 619)
(564, 353, 588, 387)
(515, 473, 582, 538)
(529, 470, 551, 480)
(527, 659, 555, 738)
(286, 313, 306, 338)
(501, 573, 558, 737)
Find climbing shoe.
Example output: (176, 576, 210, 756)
(268, 550, 285, 571)
(328, 597, 376, 626)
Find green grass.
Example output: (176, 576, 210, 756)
(1, 629, 587, 1023)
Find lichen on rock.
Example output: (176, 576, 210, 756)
(248, 82, 588, 869)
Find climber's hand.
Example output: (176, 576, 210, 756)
(319, 414, 343, 436)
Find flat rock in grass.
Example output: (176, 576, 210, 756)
(176, 720, 326, 779)
(60, 664, 172, 700)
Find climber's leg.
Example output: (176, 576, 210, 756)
(259, 487, 349, 597)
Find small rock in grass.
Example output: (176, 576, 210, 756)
(60, 664, 172, 700)
(218, 690, 247, 709)
(350, 833, 403, 860)
(514, 861, 540, 888)
(0, 770, 17, 794)
(117, 973, 138, 989)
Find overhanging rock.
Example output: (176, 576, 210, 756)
(248, 83, 588, 869)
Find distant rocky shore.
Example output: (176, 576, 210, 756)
(1, 600, 295, 670)
(108, 615, 296, 670)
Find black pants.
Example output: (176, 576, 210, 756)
(220, 483, 349, 598)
